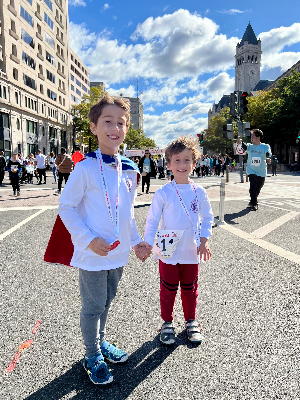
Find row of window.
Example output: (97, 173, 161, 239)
(70, 54, 89, 77)
(70, 64, 89, 85)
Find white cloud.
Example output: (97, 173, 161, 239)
(101, 3, 110, 12)
(69, 0, 86, 6)
(106, 85, 136, 98)
(259, 23, 300, 71)
(218, 9, 246, 15)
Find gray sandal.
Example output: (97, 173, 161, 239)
(160, 321, 175, 345)
(185, 320, 203, 343)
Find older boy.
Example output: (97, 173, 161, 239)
(58, 95, 150, 385)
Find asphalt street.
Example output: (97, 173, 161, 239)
(0, 171, 299, 399)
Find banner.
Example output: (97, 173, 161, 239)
(124, 148, 165, 157)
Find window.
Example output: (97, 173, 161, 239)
(12, 44, 17, 57)
(15, 92, 18, 104)
(26, 0, 32, 5)
(71, 94, 75, 102)
(76, 79, 81, 87)
(37, 24, 41, 35)
(70, 74, 74, 81)
(20, 6, 34, 27)
(71, 55, 74, 61)
(76, 88, 81, 96)
(63, 98, 65, 106)
(26, 120, 37, 134)
(40, 84, 44, 94)
(47, 89, 56, 101)
(61, 130, 66, 141)
(37, 3, 40, 14)
(82, 85, 87, 93)
(38, 44, 42, 55)
(39, 65, 43, 74)
(22, 51, 36, 69)
(45, 32, 55, 48)
(46, 51, 55, 66)
(43, 0, 53, 11)
(13, 68, 18, 80)
(46, 70, 55, 83)
(44, 12, 53, 30)
(59, 95, 62, 104)
(21, 29, 34, 48)
(0, 112, 10, 128)
(11, 20, 16, 33)
(10, 0, 15, 7)
(23, 73, 36, 90)
(3, 87, 7, 99)
(49, 127, 57, 138)
(71, 84, 74, 91)
(62, 65, 64, 74)
(16, 119, 20, 130)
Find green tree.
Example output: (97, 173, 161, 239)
(203, 107, 234, 154)
(122, 125, 156, 150)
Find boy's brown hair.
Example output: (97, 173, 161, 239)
(165, 135, 200, 164)
(88, 94, 130, 126)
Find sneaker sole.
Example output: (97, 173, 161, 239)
(82, 360, 113, 385)
(103, 353, 128, 363)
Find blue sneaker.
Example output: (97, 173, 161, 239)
(82, 353, 113, 385)
(100, 340, 128, 363)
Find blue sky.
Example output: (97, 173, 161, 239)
(68, 0, 300, 147)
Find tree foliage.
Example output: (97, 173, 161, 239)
(72, 86, 156, 151)
(203, 107, 235, 154)
(246, 70, 300, 148)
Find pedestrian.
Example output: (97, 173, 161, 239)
(0, 151, 6, 186)
(26, 161, 34, 184)
(55, 95, 151, 385)
(72, 145, 84, 166)
(7, 153, 22, 196)
(49, 152, 57, 184)
(55, 148, 72, 194)
(138, 150, 157, 193)
(231, 159, 236, 171)
(237, 129, 271, 211)
(144, 135, 213, 345)
(157, 154, 165, 178)
(35, 149, 47, 184)
(271, 155, 278, 176)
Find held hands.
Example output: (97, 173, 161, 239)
(197, 238, 211, 261)
(133, 241, 152, 262)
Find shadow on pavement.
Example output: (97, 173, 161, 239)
(224, 207, 251, 224)
(25, 334, 187, 400)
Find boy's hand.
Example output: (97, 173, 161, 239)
(133, 241, 152, 262)
(88, 237, 111, 256)
(197, 238, 211, 261)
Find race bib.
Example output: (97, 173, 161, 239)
(153, 230, 185, 258)
(143, 165, 150, 173)
(251, 157, 261, 167)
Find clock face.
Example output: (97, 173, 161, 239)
(249, 69, 256, 77)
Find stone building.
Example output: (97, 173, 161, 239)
(0, 0, 89, 160)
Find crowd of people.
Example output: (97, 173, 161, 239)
(1, 146, 84, 196)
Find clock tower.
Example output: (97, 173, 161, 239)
(235, 23, 262, 92)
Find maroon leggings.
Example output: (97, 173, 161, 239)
(159, 260, 199, 322)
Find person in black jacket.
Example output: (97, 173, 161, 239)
(7, 153, 22, 196)
(138, 150, 156, 193)
(0, 151, 6, 186)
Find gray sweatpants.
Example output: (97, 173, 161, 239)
(79, 267, 123, 358)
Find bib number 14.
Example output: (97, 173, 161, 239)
(154, 230, 185, 258)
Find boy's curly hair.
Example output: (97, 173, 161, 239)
(165, 135, 200, 164)
(88, 94, 130, 126)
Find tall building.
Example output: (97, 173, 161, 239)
(235, 23, 262, 92)
(124, 97, 143, 130)
(90, 81, 105, 91)
(69, 47, 90, 106)
(0, 0, 90, 160)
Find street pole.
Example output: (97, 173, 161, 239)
(237, 116, 244, 183)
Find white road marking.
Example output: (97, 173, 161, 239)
(0, 208, 55, 241)
(215, 219, 300, 265)
(251, 211, 299, 238)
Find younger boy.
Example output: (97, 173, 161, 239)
(58, 95, 150, 385)
(7, 153, 22, 196)
(144, 136, 213, 345)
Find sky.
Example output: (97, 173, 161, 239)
(68, 0, 300, 147)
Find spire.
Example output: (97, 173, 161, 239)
(238, 22, 258, 47)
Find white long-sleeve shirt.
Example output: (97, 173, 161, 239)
(58, 156, 142, 271)
(144, 182, 213, 265)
